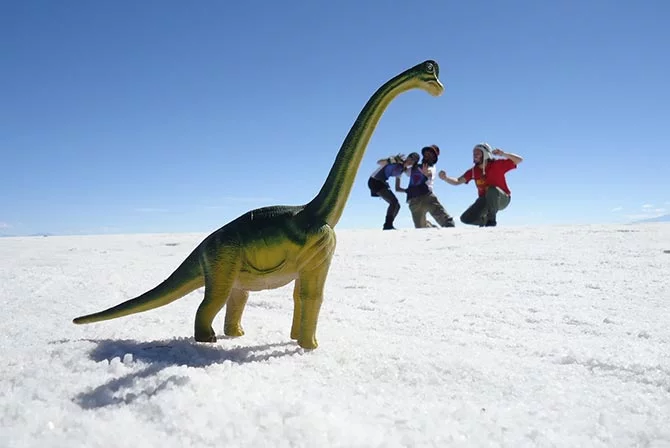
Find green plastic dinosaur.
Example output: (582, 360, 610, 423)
(73, 60, 444, 349)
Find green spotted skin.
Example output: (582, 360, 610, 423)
(72, 60, 444, 349)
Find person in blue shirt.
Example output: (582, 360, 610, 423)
(368, 152, 420, 230)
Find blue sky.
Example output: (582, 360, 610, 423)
(1, 0, 668, 236)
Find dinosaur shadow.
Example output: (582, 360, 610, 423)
(67, 337, 301, 409)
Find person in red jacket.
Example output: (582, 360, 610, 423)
(438, 142, 523, 227)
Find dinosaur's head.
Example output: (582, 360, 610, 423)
(407, 60, 444, 97)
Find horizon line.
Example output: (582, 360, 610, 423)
(1, 220, 668, 239)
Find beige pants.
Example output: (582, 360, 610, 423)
(407, 193, 455, 228)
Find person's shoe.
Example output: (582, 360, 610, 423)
(484, 219, 497, 227)
(383, 224, 396, 230)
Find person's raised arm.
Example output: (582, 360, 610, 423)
(492, 148, 523, 165)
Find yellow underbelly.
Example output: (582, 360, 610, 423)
(235, 269, 297, 291)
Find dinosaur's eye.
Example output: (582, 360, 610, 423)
(425, 62, 434, 73)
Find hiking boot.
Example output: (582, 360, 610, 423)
(484, 219, 497, 227)
(383, 223, 396, 230)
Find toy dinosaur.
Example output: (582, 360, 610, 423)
(73, 60, 444, 349)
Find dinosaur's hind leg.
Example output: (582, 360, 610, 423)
(224, 289, 249, 337)
(194, 248, 240, 343)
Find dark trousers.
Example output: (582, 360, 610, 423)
(460, 186, 511, 226)
(368, 177, 400, 228)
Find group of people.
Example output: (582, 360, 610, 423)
(367, 143, 523, 230)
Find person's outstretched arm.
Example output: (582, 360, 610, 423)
(438, 170, 466, 185)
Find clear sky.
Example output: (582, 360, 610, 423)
(1, 0, 668, 236)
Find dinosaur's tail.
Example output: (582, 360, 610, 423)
(73, 248, 204, 325)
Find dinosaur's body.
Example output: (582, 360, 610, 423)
(73, 60, 444, 349)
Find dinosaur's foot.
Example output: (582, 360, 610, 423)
(298, 336, 318, 350)
(291, 327, 317, 349)
(195, 327, 217, 343)
(224, 325, 245, 338)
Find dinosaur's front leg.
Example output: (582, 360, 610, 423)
(294, 256, 333, 350)
(290, 279, 302, 340)
(194, 247, 241, 343)
(224, 288, 249, 337)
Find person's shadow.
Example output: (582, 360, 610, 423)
(62, 337, 301, 409)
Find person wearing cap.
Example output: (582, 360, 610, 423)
(396, 144, 455, 229)
(368, 152, 421, 230)
(438, 142, 523, 227)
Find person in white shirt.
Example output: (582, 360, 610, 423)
(395, 145, 455, 228)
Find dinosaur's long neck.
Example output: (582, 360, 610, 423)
(306, 74, 413, 227)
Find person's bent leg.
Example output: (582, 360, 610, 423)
(460, 196, 487, 226)
(484, 187, 510, 227)
(378, 188, 400, 229)
(425, 193, 455, 227)
(408, 196, 428, 228)
(498, 189, 511, 211)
